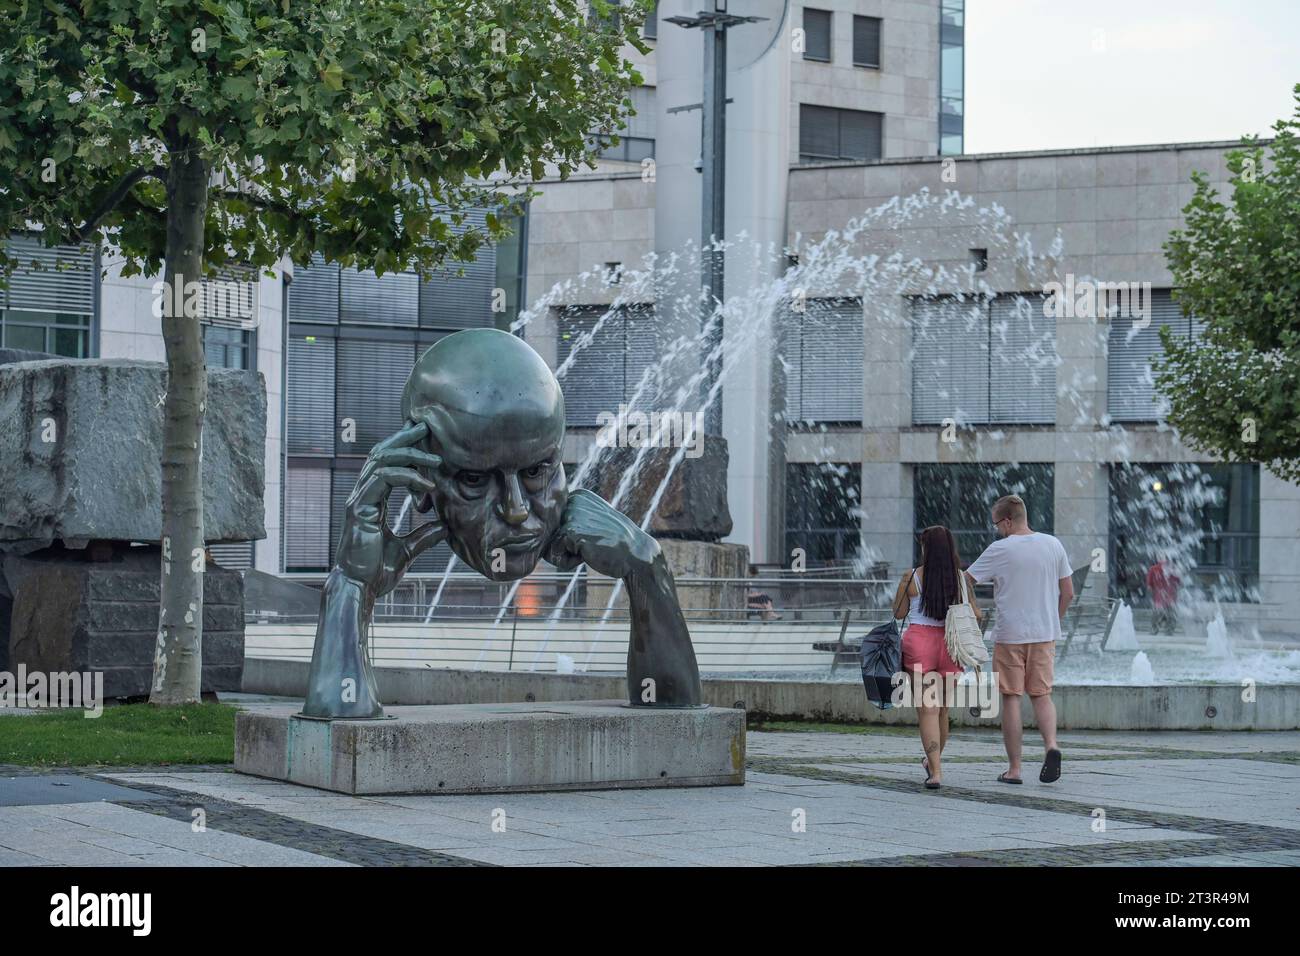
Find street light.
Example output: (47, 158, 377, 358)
(666, 1, 766, 435)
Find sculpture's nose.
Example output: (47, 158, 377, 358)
(497, 474, 529, 525)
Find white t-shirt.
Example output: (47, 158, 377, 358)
(966, 532, 1073, 645)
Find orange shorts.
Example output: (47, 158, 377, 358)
(993, 641, 1055, 697)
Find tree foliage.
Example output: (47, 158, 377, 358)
(1158, 84, 1300, 483)
(0, 0, 649, 275)
(0, 0, 649, 703)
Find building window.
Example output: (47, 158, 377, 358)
(852, 15, 881, 68)
(593, 135, 656, 163)
(643, 0, 658, 40)
(781, 297, 863, 424)
(1, 234, 97, 357)
(1107, 289, 1203, 423)
(910, 293, 1057, 426)
(556, 304, 659, 426)
(588, 0, 622, 31)
(281, 210, 508, 574)
(914, 462, 1055, 565)
(802, 8, 832, 62)
(1109, 463, 1259, 604)
(289, 211, 501, 331)
(799, 105, 883, 163)
(939, 0, 965, 154)
(784, 462, 862, 565)
(203, 325, 252, 370)
(593, 85, 656, 164)
(0, 310, 91, 357)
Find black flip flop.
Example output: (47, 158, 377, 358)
(924, 778, 941, 790)
(997, 772, 1023, 785)
(1040, 748, 1062, 783)
(921, 756, 930, 780)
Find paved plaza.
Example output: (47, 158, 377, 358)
(2, 708, 1298, 867)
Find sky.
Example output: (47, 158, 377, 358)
(965, 0, 1300, 153)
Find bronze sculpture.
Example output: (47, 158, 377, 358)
(301, 328, 703, 718)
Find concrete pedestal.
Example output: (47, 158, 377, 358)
(235, 701, 746, 795)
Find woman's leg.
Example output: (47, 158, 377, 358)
(918, 704, 942, 781)
(938, 706, 950, 755)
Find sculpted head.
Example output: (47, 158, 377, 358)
(402, 328, 568, 581)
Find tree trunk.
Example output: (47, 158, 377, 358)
(149, 142, 209, 706)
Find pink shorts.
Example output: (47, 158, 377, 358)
(901, 623, 962, 677)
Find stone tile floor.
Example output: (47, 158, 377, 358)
(1, 724, 1297, 866)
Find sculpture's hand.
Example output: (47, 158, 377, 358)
(544, 488, 660, 580)
(335, 420, 448, 598)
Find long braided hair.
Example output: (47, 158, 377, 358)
(917, 525, 964, 620)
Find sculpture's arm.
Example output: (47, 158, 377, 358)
(545, 489, 703, 706)
(624, 545, 703, 706)
(302, 569, 382, 718)
(301, 422, 447, 719)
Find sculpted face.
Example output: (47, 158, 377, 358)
(402, 329, 568, 581)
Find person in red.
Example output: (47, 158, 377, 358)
(1146, 557, 1182, 635)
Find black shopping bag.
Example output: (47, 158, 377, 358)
(859, 619, 901, 710)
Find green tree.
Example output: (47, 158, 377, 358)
(0, 0, 648, 704)
(1158, 84, 1300, 482)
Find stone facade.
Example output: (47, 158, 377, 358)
(783, 142, 1300, 633)
(3, 545, 244, 698)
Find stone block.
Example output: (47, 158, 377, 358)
(586, 439, 732, 541)
(0, 359, 266, 551)
(5, 545, 244, 699)
(235, 701, 747, 794)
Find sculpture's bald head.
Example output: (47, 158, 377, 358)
(402, 329, 568, 580)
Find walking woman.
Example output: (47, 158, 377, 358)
(891, 525, 982, 789)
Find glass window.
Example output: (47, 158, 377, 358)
(939, 0, 964, 154)
(914, 463, 1055, 566)
(853, 15, 881, 68)
(803, 8, 832, 62)
(784, 462, 862, 565)
(911, 294, 1057, 426)
(556, 304, 659, 426)
(1109, 462, 1259, 603)
(0, 310, 91, 357)
(799, 105, 882, 163)
(588, 0, 622, 31)
(203, 324, 252, 370)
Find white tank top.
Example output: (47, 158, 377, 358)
(906, 571, 948, 627)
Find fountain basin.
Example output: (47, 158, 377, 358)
(242, 658, 1300, 731)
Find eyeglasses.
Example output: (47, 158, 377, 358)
(991, 517, 1009, 530)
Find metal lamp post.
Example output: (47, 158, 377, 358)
(666, 1, 765, 435)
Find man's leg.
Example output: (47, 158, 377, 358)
(1032, 693, 1058, 751)
(1001, 694, 1024, 777)
(1029, 642, 1062, 782)
(994, 642, 1026, 780)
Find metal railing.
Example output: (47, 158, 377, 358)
(244, 569, 1125, 675)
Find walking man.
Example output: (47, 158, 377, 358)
(966, 494, 1074, 784)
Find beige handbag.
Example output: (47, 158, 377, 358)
(945, 573, 989, 668)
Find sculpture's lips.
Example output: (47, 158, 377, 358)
(498, 534, 542, 552)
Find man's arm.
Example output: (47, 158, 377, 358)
(1056, 540, 1075, 619)
(1058, 575, 1075, 619)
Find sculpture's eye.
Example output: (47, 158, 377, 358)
(456, 471, 489, 496)
(521, 460, 551, 490)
